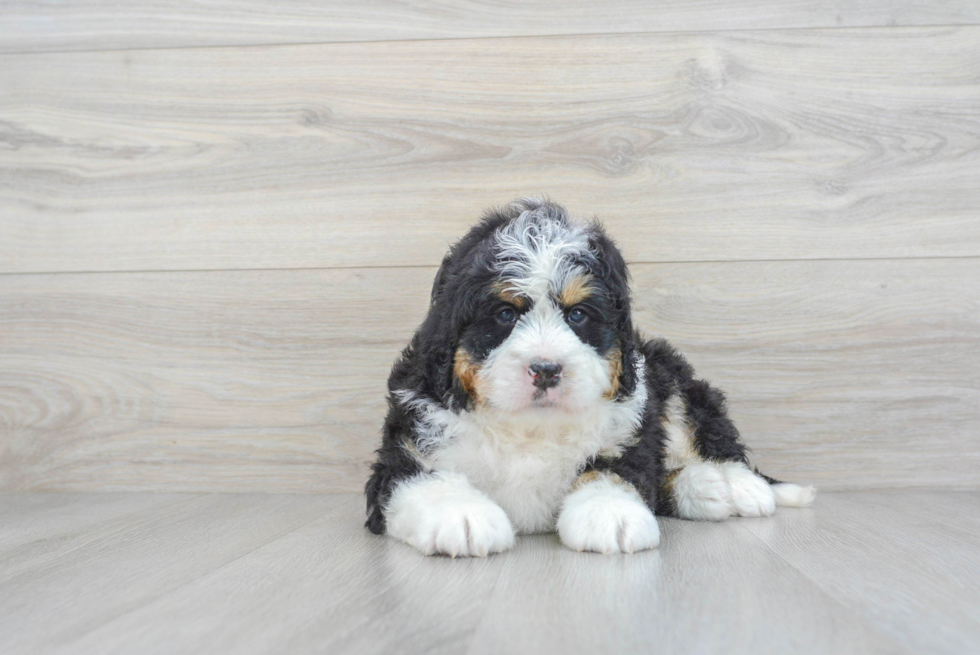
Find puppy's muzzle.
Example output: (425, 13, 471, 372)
(529, 360, 562, 390)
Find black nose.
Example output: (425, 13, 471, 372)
(529, 360, 563, 389)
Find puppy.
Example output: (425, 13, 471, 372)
(365, 199, 814, 556)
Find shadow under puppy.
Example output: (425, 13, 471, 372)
(365, 199, 815, 556)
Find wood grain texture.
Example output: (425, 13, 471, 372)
(842, 490, 980, 538)
(2, 1, 978, 54)
(637, 259, 980, 491)
(2, 27, 979, 273)
(0, 493, 342, 654)
(739, 492, 980, 655)
(54, 495, 507, 655)
(1, 258, 977, 493)
(5, 492, 978, 654)
(0, 267, 431, 493)
(0, 492, 193, 581)
(468, 521, 903, 655)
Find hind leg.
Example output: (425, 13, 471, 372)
(660, 382, 775, 520)
(771, 481, 817, 508)
(720, 461, 776, 517)
(669, 462, 732, 520)
(668, 461, 775, 520)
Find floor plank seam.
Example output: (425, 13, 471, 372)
(731, 519, 914, 653)
(459, 538, 538, 655)
(2, 21, 978, 58)
(3, 493, 977, 653)
(0, 494, 206, 586)
(31, 496, 356, 649)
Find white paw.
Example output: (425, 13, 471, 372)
(385, 472, 515, 557)
(722, 462, 776, 517)
(557, 477, 660, 554)
(771, 482, 817, 508)
(673, 462, 733, 521)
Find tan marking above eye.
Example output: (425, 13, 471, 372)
(559, 274, 594, 307)
(491, 282, 528, 309)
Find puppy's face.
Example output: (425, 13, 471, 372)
(456, 274, 620, 414)
(429, 201, 634, 416)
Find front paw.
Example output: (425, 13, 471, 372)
(385, 472, 515, 557)
(557, 477, 660, 554)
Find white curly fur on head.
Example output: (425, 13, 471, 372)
(492, 199, 597, 300)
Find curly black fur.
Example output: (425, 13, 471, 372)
(364, 199, 782, 534)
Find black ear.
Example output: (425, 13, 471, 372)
(587, 227, 631, 317)
(616, 339, 639, 399)
(413, 261, 465, 407)
(412, 222, 500, 408)
(587, 224, 638, 399)
(429, 252, 453, 304)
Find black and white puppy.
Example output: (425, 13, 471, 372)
(365, 199, 815, 556)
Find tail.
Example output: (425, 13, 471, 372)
(754, 469, 817, 508)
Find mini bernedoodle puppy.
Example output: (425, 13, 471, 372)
(366, 199, 815, 556)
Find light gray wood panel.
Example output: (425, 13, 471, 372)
(2, 1, 978, 54)
(1, 258, 977, 493)
(0, 267, 432, 493)
(12, 492, 969, 655)
(835, 490, 980, 538)
(0, 490, 166, 524)
(3, 492, 979, 654)
(739, 492, 980, 655)
(52, 495, 506, 655)
(634, 259, 980, 491)
(468, 521, 905, 655)
(3, 28, 979, 273)
(0, 493, 341, 654)
(0, 492, 194, 580)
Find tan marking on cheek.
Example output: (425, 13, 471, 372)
(491, 282, 528, 309)
(603, 347, 623, 400)
(560, 274, 594, 307)
(453, 348, 485, 404)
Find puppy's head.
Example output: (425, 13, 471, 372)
(415, 199, 637, 415)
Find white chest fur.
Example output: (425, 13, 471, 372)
(431, 415, 609, 533)
(396, 371, 647, 534)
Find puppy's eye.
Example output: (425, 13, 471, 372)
(567, 307, 588, 325)
(496, 306, 517, 324)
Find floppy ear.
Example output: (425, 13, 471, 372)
(587, 226, 638, 399)
(428, 253, 453, 304)
(413, 236, 496, 409)
(413, 258, 465, 407)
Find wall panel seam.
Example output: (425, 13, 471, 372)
(2, 22, 979, 58)
(1, 254, 979, 279)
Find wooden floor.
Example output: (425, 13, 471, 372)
(1, 491, 977, 655)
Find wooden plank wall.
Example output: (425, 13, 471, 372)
(1, 2, 979, 492)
